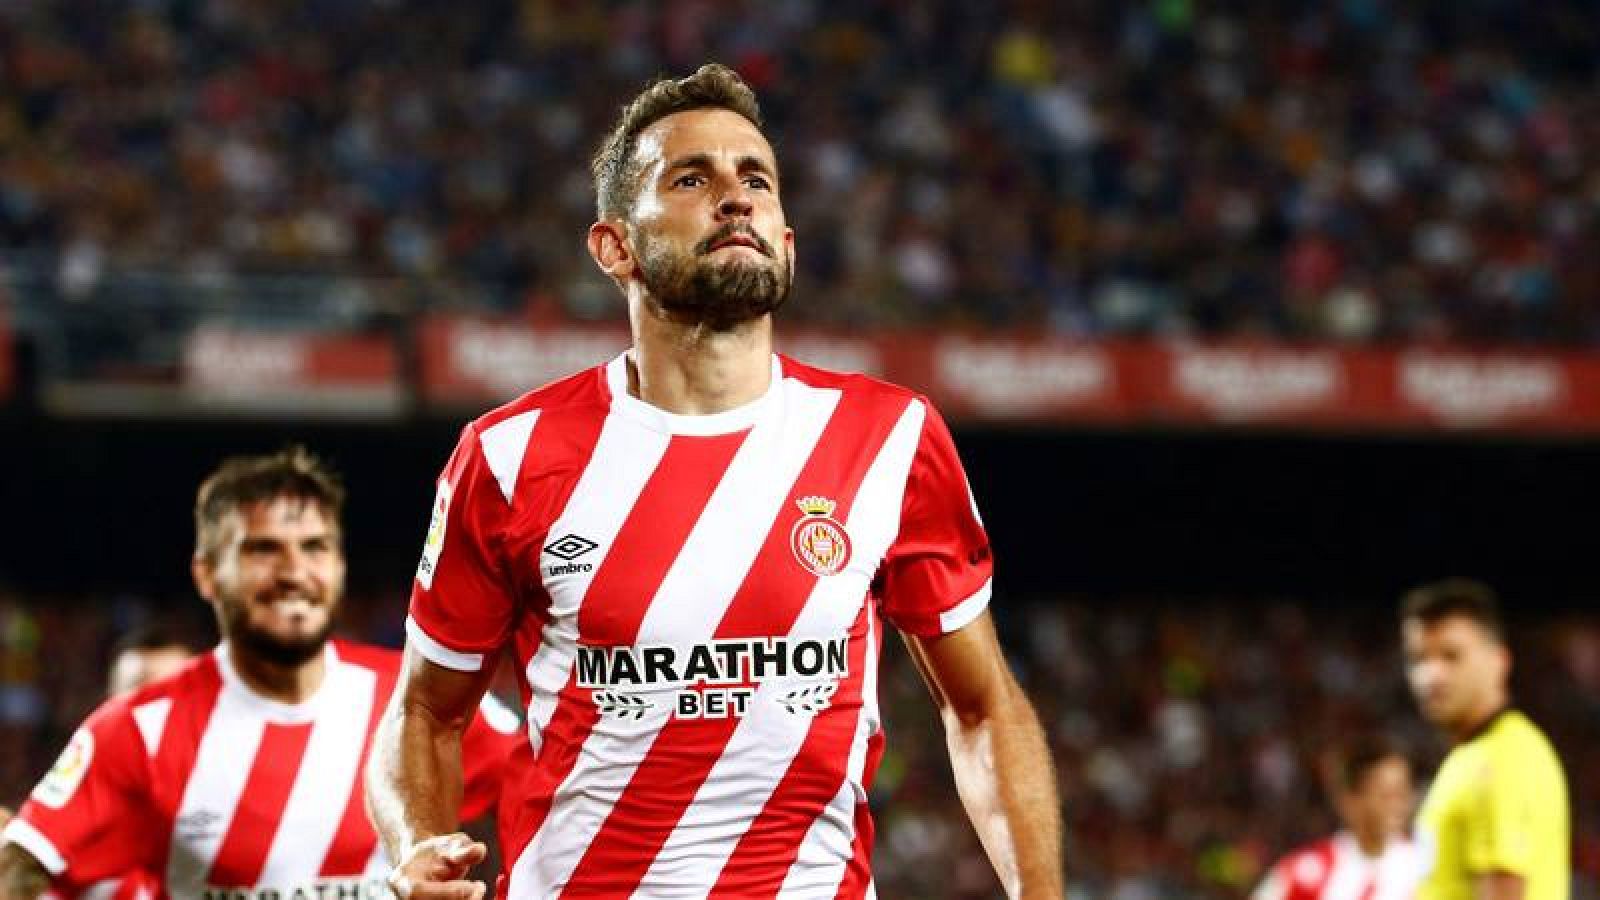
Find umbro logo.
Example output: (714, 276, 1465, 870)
(545, 534, 599, 560)
(544, 534, 599, 577)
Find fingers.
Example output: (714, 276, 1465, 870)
(394, 876, 486, 900)
(390, 833, 491, 900)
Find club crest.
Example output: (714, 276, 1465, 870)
(790, 495, 851, 577)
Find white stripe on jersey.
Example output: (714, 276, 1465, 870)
(1, 818, 67, 875)
(406, 615, 483, 671)
(520, 413, 673, 753)
(480, 410, 540, 504)
(940, 577, 993, 633)
(256, 659, 376, 884)
(167, 658, 271, 895)
(637, 395, 921, 897)
(782, 402, 921, 897)
(132, 697, 172, 756)
(513, 377, 839, 897)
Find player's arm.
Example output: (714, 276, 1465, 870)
(0, 843, 49, 900)
(1475, 872, 1525, 900)
(366, 646, 497, 900)
(903, 610, 1063, 900)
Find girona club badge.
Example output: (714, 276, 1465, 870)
(790, 496, 852, 577)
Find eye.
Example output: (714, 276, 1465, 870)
(744, 174, 772, 191)
(673, 173, 706, 188)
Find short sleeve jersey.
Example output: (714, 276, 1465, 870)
(1252, 832, 1426, 900)
(1414, 710, 1570, 900)
(2, 641, 516, 899)
(407, 352, 994, 899)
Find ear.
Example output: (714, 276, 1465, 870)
(192, 554, 218, 606)
(588, 220, 636, 281)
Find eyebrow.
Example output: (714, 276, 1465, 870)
(665, 153, 778, 181)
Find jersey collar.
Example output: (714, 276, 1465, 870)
(605, 351, 784, 436)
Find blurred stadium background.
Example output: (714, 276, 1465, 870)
(1, 1, 1598, 897)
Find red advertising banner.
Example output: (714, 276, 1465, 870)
(411, 315, 1600, 434)
(179, 326, 402, 417)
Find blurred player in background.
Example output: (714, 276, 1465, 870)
(1251, 736, 1424, 900)
(0, 447, 516, 900)
(367, 63, 1063, 900)
(1402, 579, 1570, 900)
(106, 624, 199, 697)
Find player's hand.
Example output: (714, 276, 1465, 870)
(388, 833, 488, 900)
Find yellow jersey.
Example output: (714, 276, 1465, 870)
(1415, 709, 1570, 900)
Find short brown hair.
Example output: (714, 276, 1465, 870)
(1329, 734, 1407, 792)
(194, 445, 345, 561)
(1400, 577, 1505, 640)
(591, 63, 765, 220)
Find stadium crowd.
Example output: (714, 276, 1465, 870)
(4, 1, 1600, 343)
(3, 587, 1594, 899)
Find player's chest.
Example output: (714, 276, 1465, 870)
(512, 427, 906, 648)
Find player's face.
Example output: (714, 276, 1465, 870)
(1403, 615, 1508, 731)
(626, 107, 795, 329)
(107, 645, 193, 695)
(1339, 756, 1415, 844)
(194, 496, 345, 667)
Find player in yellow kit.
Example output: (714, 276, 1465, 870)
(1400, 579, 1569, 900)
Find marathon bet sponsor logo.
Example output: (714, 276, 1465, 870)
(578, 637, 849, 721)
(543, 533, 599, 576)
(201, 875, 389, 900)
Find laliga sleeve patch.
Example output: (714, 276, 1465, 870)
(33, 728, 94, 809)
(415, 480, 452, 590)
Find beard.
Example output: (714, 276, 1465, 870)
(217, 592, 336, 667)
(637, 224, 793, 331)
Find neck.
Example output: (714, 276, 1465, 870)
(229, 644, 327, 704)
(1351, 828, 1385, 858)
(1449, 693, 1508, 744)
(628, 295, 773, 415)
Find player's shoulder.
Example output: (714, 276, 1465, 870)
(1487, 710, 1563, 771)
(85, 651, 220, 732)
(1276, 836, 1338, 887)
(779, 354, 930, 410)
(468, 364, 609, 437)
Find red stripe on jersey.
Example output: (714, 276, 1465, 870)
(318, 661, 398, 875)
(207, 722, 314, 885)
(561, 389, 906, 896)
(831, 803, 875, 900)
(150, 658, 224, 880)
(707, 598, 875, 898)
(499, 429, 748, 878)
(1284, 840, 1336, 900)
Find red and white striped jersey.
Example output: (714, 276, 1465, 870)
(1252, 832, 1427, 900)
(408, 352, 994, 899)
(4, 640, 516, 900)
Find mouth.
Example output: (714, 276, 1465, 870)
(704, 231, 769, 256)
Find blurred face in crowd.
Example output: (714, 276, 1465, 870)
(1337, 755, 1415, 851)
(192, 495, 345, 668)
(1403, 613, 1509, 737)
(108, 644, 193, 695)
(612, 107, 795, 330)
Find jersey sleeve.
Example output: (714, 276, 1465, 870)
(458, 692, 521, 822)
(408, 423, 520, 672)
(3, 705, 156, 887)
(1462, 744, 1546, 876)
(875, 399, 994, 637)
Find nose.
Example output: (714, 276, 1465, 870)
(717, 181, 753, 220)
(275, 546, 314, 586)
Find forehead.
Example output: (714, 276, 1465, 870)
(229, 495, 337, 534)
(634, 108, 777, 173)
(1404, 613, 1493, 646)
